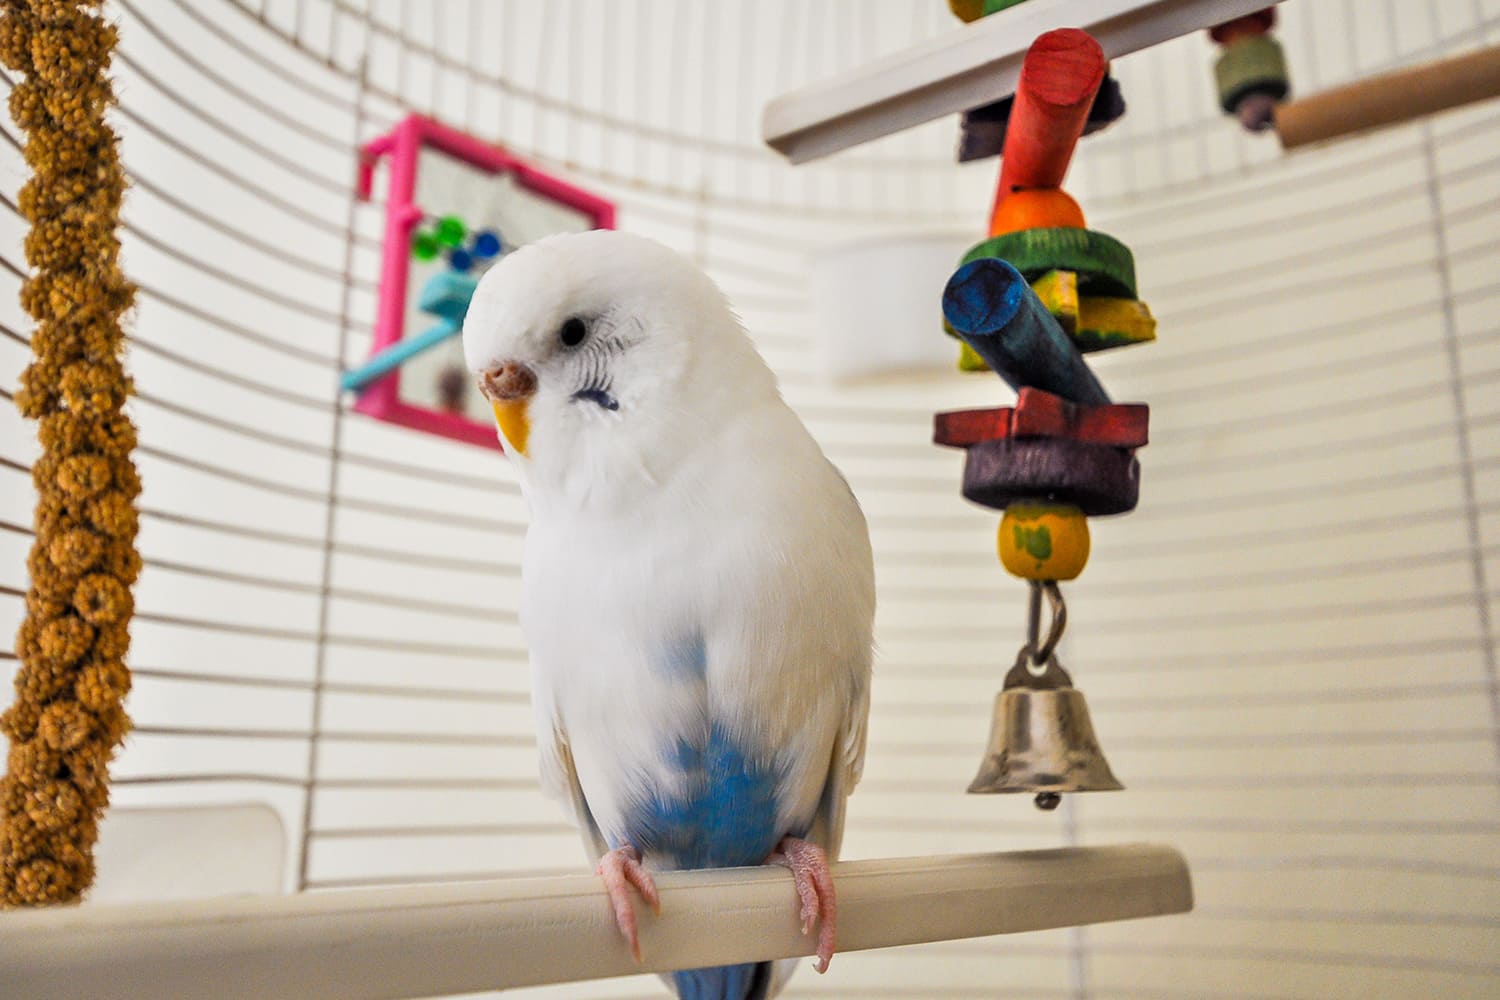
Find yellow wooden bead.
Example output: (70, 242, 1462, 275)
(948, 0, 987, 22)
(998, 502, 1090, 580)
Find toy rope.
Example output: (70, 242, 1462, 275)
(0, 0, 139, 907)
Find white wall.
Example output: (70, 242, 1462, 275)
(1, 0, 1498, 997)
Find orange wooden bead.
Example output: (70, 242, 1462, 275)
(988, 188, 1086, 237)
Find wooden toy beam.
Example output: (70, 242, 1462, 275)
(0, 846, 1191, 1000)
(762, 0, 1285, 163)
(1276, 44, 1500, 150)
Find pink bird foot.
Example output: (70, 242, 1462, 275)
(767, 836, 837, 973)
(596, 844, 661, 963)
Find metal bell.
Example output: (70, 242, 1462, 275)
(968, 645, 1123, 808)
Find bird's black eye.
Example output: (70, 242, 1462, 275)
(559, 316, 587, 348)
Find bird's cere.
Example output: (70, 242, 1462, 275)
(480, 361, 537, 457)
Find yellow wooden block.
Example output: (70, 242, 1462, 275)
(1074, 296, 1157, 353)
(1030, 270, 1079, 335)
(958, 339, 990, 372)
(948, 0, 987, 22)
(999, 502, 1090, 581)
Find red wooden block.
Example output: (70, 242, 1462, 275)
(934, 387, 1149, 449)
(994, 29, 1106, 202)
(1209, 8, 1276, 45)
(935, 407, 1015, 447)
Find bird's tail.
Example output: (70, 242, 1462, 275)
(672, 960, 773, 1000)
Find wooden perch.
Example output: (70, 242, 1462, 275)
(1277, 44, 1500, 149)
(0, 846, 1192, 1000)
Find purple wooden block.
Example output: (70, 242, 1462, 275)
(962, 437, 1140, 515)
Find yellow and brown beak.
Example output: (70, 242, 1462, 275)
(478, 361, 537, 457)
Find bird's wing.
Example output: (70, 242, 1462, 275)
(817, 674, 870, 857)
(761, 676, 869, 1000)
(540, 720, 612, 862)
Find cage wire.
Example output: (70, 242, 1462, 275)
(1, 0, 1498, 997)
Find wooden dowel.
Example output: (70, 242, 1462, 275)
(0, 846, 1192, 1000)
(994, 29, 1106, 200)
(1277, 44, 1500, 149)
(943, 257, 1112, 406)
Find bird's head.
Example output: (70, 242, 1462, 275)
(462, 230, 774, 505)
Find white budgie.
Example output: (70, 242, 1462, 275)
(462, 230, 875, 1000)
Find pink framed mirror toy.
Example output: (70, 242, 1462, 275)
(349, 114, 615, 449)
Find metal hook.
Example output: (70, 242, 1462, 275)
(1025, 580, 1067, 670)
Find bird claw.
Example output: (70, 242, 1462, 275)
(596, 844, 660, 963)
(767, 837, 837, 973)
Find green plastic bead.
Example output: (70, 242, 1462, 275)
(411, 231, 440, 261)
(435, 215, 467, 248)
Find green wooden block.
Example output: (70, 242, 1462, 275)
(1215, 34, 1289, 112)
(963, 228, 1138, 299)
(982, 0, 1030, 14)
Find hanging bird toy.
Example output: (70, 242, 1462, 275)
(936, 27, 1154, 810)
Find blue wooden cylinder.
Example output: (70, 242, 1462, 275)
(942, 257, 1111, 406)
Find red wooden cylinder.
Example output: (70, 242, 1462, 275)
(991, 29, 1106, 214)
(1208, 8, 1275, 45)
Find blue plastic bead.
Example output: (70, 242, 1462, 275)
(448, 248, 474, 273)
(472, 230, 503, 258)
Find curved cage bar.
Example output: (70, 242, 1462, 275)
(0, 1, 1497, 997)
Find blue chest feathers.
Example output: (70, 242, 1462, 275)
(626, 721, 785, 870)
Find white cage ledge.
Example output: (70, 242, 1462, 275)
(0, 844, 1191, 1000)
(762, 0, 1285, 163)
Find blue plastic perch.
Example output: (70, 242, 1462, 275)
(942, 257, 1111, 406)
(340, 318, 460, 393)
(341, 272, 479, 393)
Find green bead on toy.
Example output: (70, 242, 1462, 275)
(1214, 34, 1290, 113)
(411, 231, 440, 261)
(435, 215, 467, 248)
